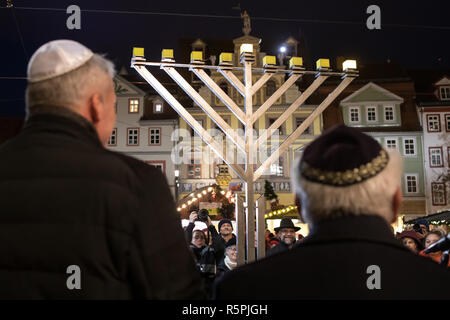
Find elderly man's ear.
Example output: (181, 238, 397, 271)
(88, 93, 104, 124)
(391, 187, 402, 224)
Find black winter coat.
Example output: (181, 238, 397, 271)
(0, 106, 205, 299)
(214, 215, 450, 299)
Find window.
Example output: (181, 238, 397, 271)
(269, 118, 283, 135)
(127, 128, 139, 146)
(429, 147, 443, 167)
(191, 119, 203, 137)
(188, 159, 201, 179)
(403, 138, 416, 156)
(384, 105, 395, 122)
(154, 103, 163, 113)
(266, 80, 276, 97)
(366, 106, 377, 122)
(295, 118, 311, 135)
(385, 138, 398, 150)
(107, 128, 117, 146)
(440, 86, 450, 101)
(146, 161, 165, 174)
(349, 107, 360, 123)
(129, 99, 139, 113)
(405, 174, 418, 194)
(270, 158, 284, 176)
(445, 114, 450, 132)
(432, 182, 446, 205)
(149, 128, 161, 145)
(216, 82, 229, 105)
(426, 114, 441, 132)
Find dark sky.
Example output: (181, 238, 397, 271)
(1, 0, 449, 115)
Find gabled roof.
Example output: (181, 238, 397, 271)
(114, 74, 147, 97)
(340, 82, 404, 105)
(434, 76, 450, 86)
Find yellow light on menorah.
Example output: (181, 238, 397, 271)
(191, 51, 203, 61)
(263, 55, 276, 66)
(240, 43, 253, 54)
(161, 49, 174, 60)
(342, 60, 357, 71)
(316, 58, 330, 70)
(219, 52, 233, 64)
(133, 47, 144, 57)
(289, 57, 303, 68)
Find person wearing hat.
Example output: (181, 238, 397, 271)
(396, 230, 423, 254)
(266, 218, 300, 257)
(0, 40, 204, 299)
(216, 238, 238, 278)
(214, 125, 450, 299)
(217, 219, 236, 248)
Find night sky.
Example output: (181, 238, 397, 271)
(1, 0, 449, 116)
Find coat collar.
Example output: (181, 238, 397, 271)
(301, 215, 408, 252)
(23, 105, 103, 148)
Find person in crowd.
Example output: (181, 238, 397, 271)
(419, 230, 450, 267)
(415, 219, 430, 235)
(185, 211, 225, 297)
(0, 40, 204, 299)
(266, 218, 300, 257)
(217, 219, 236, 248)
(213, 125, 450, 299)
(397, 230, 423, 254)
(217, 238, 238, 277)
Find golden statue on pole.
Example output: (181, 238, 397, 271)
(241, 10, 251, 35)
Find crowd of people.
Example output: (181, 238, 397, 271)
(396, 220, 449, 266)
(0, 40, 449, 299)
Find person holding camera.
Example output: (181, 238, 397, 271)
(185, 209, 225, 298)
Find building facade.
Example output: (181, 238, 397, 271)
(417, 75, 450, 214)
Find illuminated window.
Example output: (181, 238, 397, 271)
(154, 103, 163, 113)
(129, 99, 139, 113)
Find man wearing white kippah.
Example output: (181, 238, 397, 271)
(0, 40, 205, 299)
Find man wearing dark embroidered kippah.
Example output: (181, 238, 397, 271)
(213, 125, 450, 300)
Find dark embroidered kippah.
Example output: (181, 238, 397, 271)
(300, 125, 389, 186)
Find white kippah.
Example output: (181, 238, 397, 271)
(27, 39, 94, 83)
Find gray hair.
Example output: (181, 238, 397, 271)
(292, 149, 403, 225)
(26, 54, 115, 113)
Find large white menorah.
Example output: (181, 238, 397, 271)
(131, 46, 358, 265)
